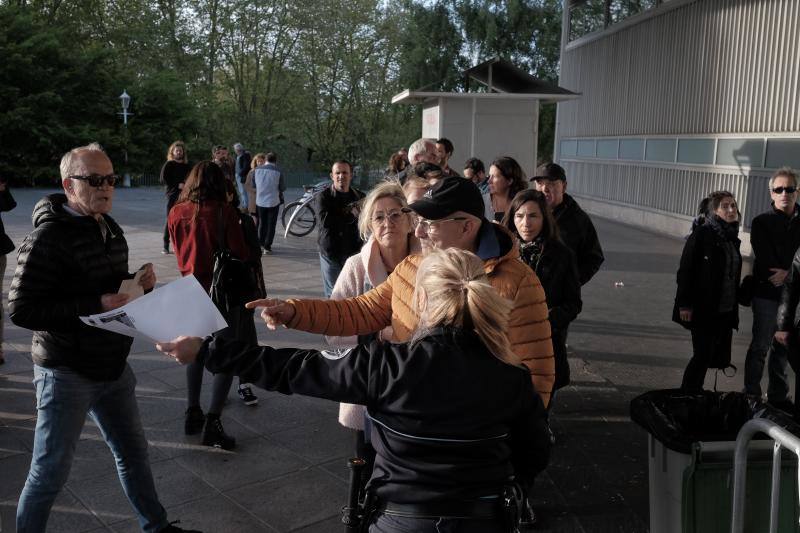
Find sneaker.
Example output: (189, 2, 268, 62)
(202, 414, 236, 450)
(159, 520, 202, 533)
(263, 248, 272, 255)
(238, 384, 258, 406)
(161, 248, 171, 255)
(184, 406, 204, 435)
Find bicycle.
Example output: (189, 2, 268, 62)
(282, 181, 329, 238)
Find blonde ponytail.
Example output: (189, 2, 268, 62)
(414, 248, 518, 365)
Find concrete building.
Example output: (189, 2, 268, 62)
(393, 57, 578, 177)
(555, 0, 800, 252)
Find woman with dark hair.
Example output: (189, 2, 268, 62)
(167, 161, 253, 449)
(503, 189, 582, 393)
(673, 191, 742, 391)
(488, 156, 528, 223)
(383, 151, 408, 181)
(160, 141, 191, 254)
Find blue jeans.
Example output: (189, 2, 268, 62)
(370, 513, 504, 532)
(319, 253, 345, 298)
(744, 297, 790, 401)
(17, 364, 168, 533)
(236, 179, 247, 210)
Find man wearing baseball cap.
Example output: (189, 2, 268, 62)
(533, 163, 604, 285)
(255, 176, 556, 406)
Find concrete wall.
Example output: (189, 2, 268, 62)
(423, 97, 540, 177)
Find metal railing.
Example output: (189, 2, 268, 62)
(730, 418, 800, 533)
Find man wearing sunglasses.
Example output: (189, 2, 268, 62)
(8, 144, 197, 532)
(747, 167, 800, 412)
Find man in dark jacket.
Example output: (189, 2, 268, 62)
(316, 160, 364, 297)
(747, 168, 800, 409)
(9, 144, 196, 533)
(532, 163, 604, 285)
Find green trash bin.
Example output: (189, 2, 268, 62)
(631, 390, 800, 533)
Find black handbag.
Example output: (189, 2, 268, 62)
(209, 207, 262, 317)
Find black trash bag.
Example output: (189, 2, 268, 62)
(629, 389, 799, 454)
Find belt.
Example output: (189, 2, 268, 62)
(380, 499, 500, 520)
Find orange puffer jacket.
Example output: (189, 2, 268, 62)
(287, 227, 555, 405)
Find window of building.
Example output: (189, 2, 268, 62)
(645, 139, 676, 162)
(597, 139, 619, 159)
(765, 139, 800, 169)
(677, 139, 715, 165)
(577, 139, 597, 157)
(716, 139, 764, 168)
(619, 139, 645, 160)
(561, 139, 578, 157)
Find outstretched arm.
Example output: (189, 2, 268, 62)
(157, 335, 376, 404)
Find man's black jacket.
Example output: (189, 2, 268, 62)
(315, 185, 364, 264)
(9, 194, 134, 381)
(200, 326, 550, 503)
(552, 194, 604, 285)
(751, 204, 800, 301)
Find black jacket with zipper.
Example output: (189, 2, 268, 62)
(8, 194, 134, 381)
(199, 326, 550, 503)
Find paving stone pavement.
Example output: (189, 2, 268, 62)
(0, 187, 767, 532)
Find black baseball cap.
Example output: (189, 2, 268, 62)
(532, 163, 566, 182)
(406, 176, 486, 220)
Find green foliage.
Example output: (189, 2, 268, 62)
(0, 0, 564, 183)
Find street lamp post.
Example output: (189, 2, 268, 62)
(118, 90, 134, 187)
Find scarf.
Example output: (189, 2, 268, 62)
(519, 236, 545, 271)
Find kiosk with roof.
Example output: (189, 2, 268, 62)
(392, 57, 579, 176)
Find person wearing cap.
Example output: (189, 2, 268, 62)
(252, 176, 556, 407)
(532, 163, 604, 285)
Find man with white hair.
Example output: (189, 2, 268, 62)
(9, 144, 198, 533)
(395, 137, 439, 184)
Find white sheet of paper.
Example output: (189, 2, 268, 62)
(118, 269, 145, 301)
(80, 275, 228, 342)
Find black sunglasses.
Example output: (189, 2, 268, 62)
(69, 174, 118, 187)
(772, 186, 797, 194)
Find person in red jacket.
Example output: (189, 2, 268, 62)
(168, 160, 252, 449)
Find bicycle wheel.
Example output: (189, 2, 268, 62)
(282, 202, 317, 237)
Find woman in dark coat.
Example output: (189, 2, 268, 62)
(673, 191, 742, 391)
(160, 141, 191, 254)
(503, 189, 582, 392)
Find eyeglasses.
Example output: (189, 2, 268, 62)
(371, 210, 405, 225)
(772, 186, 797, 194)
(68, 174, 118, 187)
(414, 216, 467, 232)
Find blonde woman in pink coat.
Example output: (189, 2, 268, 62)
(325, 181, 419, 479)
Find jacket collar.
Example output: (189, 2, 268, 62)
(480, 223, 518, 274)
(361, 233, 421, 286)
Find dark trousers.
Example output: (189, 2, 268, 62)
(163, 193, 179, 250)
(682, 324, 733, 391)
(257, 205, 280, 250)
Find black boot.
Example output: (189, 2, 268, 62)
(202, 413, 236, 450)
(184, 406, 204, 435)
